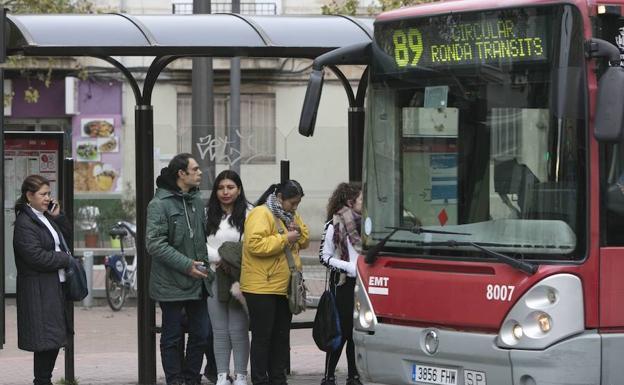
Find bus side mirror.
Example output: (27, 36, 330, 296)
(298, 69, 324, 137)
(595, 66, 624, 142)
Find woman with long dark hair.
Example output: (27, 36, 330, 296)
(319, 182, 363, 385)
(240, 180, 310, 385)
(13, 175, 74, 385)
(205, 170, 251, 385)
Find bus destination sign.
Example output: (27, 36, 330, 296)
(378, 12, 549, 68)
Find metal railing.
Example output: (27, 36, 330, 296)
(172, 2, 278, 15)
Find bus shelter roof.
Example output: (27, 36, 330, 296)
(6, 13, 373, 58)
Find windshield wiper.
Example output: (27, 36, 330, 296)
(365, 226, 471, 264)
(364, 227, 537, 275)
(445, 240, 537, 275)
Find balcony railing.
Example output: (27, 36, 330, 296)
(172, 2, 278, 15)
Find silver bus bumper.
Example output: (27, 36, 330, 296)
(354, 324, 600, 385)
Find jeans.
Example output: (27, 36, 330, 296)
(160, 299, 210, 385)
(245, 293, 292, 385)
(33, 349, 60, 385)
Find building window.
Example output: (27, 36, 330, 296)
(172, 1, 278, 15)
(177, 93, 276, 164)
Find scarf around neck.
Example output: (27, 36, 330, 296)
(332, 206, 362, 261)
(266, 192, 294, 228)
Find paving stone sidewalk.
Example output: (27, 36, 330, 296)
(0, 241, 381, 385)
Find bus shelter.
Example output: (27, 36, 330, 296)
(0, 12, 372, 384)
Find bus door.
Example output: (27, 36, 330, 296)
(596, 10, 624, 383)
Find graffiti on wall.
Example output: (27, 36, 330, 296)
(195, 129, 274, 165)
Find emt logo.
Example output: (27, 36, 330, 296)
(368, 276, 389, 295)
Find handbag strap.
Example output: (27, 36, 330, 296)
(267, 205, 297, 272)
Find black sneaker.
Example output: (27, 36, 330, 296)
(346, 376, 363, 385)
(321, 377, 337, 385)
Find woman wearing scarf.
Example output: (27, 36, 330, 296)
(319, 182, 363, 385)
(240, 180, 310, 385)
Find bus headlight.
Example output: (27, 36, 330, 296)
(497, 274, 583, 350)
(512, 323, 524, 339)
(354, 273, 377, 333)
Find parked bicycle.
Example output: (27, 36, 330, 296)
(104, 221, 137, 311)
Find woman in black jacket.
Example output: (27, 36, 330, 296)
(13, 175, 73, 385)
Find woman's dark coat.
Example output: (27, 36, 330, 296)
(13, 204, 72, 352)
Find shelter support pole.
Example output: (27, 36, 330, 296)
(136, 105, 156, 385)
(280, 160, 290, 183)
(0, 66, 4, 350)
(137, 55, 179, 385)
(63, 158, 75, 382)
(0, 7, 6, 350)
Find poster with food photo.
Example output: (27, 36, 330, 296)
(76, 140, 100, 161)
(81, 118, 115, 138)
(73, 115, 122, 192)
(74, 162, 118, 192)
(97, 136, 119, 153)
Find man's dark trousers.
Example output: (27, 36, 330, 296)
(160, 299, 209, 385)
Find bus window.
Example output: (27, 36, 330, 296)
(602, 141, 624, 245)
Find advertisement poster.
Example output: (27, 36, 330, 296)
(4, 136, 60, 207)
(73, 116, 122, 192)
(4, 133, 63, 295)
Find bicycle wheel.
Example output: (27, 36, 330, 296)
(105, 266, 127, 311)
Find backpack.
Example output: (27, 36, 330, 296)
(313, 288, 342, 352)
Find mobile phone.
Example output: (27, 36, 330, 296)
(196, 263, 208, 274)
(48, 201, 58, 213)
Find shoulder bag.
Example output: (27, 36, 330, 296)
(269, 207, 307, 314)
(284, 246, 307, 314)
(58, 227, 88, 302)
(66, 256, 88, 301)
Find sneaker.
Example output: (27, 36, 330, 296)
(346, 376, 363, 385)
(216, 373, 231, 385)
(233, 373, 248, 385)
(321, 377, 336, 385)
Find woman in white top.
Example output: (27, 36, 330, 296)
(13, 174, 73, 385)
(205, 170, 250, 385)
(319, 182, 363, 385)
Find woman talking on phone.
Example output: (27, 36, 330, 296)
(13, 174, 74, 385)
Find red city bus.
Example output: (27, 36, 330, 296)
(300, 1, 624, 384)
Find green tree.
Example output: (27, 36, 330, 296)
(321, 0, 439, 15)
(322, 0, 359, 15)
(377, 0, 438, 12)
(1, 0, 95, 104)
(0, 0, 94, 13)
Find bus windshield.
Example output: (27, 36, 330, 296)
(363, 5, 587, 260)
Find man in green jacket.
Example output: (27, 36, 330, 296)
(146, 153, 214, 385)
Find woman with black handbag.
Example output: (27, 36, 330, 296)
(13, 174, 74, 385)
(319, 182, 363, 385)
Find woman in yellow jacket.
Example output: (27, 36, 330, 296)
(241, 180, 309, 385)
